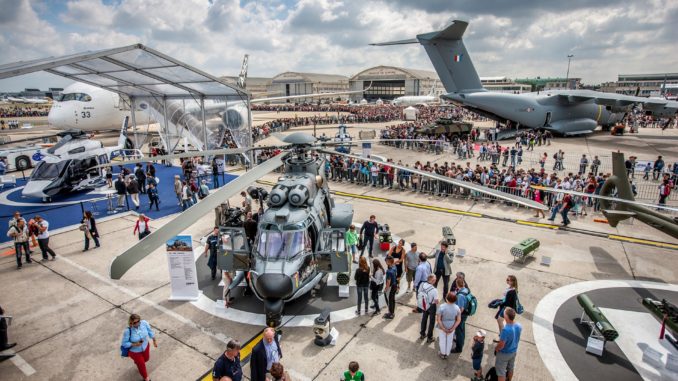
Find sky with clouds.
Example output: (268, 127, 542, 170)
(1, 0, 676, 92)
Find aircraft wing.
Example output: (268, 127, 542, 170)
(537, 90, 678, 112)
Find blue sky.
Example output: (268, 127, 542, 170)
(1, 0, 677, 91)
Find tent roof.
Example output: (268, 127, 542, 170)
(0, 44, 248, 99)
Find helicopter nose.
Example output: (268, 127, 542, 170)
(256, 273, 293, 299)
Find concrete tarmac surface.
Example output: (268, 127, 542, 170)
(1, 122, 677, 380)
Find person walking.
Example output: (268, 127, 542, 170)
(387, 239, 406, 285)
(532, 188, 546, 219)
(7, 218, 31, 269)
(181, 181, 193, 211)
(250, 327, 282, 381)
(495, 307, 522, 381)
(81, 211, 100, 251)
(345, 225, 359, 263)
(147, 183, 160, 211)
(659, 179, 672, 208)
(204, 227, 220, 280)
(121, 313, 157, 381)
(428, 242, 453, 298)
(115, 174, 127, 208)
(436, 291, 461, 359)
(359, 215, 378, 258)
(495, 275, 519, 333)
(382, 256, 398, 320)
(418, 274, 438, 344)
(212, 339, 242, 381)
(127, 175, 140, 211)
(354, 256, 370, 315)
(560, 193, 573, 226)
(134, 214, 151, 240)
(369, 258, 384, 316)
(34, 215, 56, 261)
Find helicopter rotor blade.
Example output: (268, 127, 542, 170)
(109, 153, 287, 279)
(93, 148, 249, 170)
(319, 149, 549, 211)
(531, 185, 678, 212)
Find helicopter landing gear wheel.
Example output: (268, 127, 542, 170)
(264, 299, 284, 328)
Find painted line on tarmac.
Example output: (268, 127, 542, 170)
(608, 234, 678, 250)
(56, 255, 233, 346)
(197, 329, 264, 381)
(8, 353, 36, 376)
(399, 201, 483, 217)
(516, 220, 559, 229)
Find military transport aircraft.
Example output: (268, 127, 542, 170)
(372, 20, 678, 136)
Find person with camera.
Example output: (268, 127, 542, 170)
(120, 313, 157, 381)
(80, 210, 100, 251)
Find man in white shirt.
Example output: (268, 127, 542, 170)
(418, 274, 439, 343)
(34, 215, 56, 261)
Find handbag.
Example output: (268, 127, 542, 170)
(516, 295, 524, 314)
(488, 298, 502, 309)
(120, 327, 131, 357)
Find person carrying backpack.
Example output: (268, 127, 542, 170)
(417, 274, 439, 343)
(453, 276, 476, 353)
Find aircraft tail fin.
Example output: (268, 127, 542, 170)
(371, 20, 483, 94)
(237, 54, 249, 89)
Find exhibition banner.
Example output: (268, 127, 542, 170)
(166, 235, 200, 301)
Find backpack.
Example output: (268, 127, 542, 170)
(417, 283, 436, 311)
(485, 367, 498, 381)
(459, 288, 478, 316)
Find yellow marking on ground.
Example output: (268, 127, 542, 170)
(333, 191, 388, 202)
(399, 202, 483, 217)
(608, 234, 678, 250)
(199, 331, 265, 381)
(516, 220, 559, 229)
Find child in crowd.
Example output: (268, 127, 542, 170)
(341, 361, 365, 381)
(471, 330, 486, 381)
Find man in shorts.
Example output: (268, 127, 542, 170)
(494, 307, 522, 381)
(403, 242, 419, 293)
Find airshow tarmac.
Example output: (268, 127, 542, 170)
(1, 116, 677, 381)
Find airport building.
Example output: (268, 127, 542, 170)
(480, 76, 531, 93)
(348, 66, 444, 102)
(220, 76, 273, 97)
(514, 77, 581, 91)
(267, 72, 349, 103)
(615, 73, 678, 97)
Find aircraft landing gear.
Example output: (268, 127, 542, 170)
(264, 299, 284, 328)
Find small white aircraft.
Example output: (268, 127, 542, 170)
(391, 82, 439, 106)
(22, 124, 139, 201)
(6, 96, 50, 104)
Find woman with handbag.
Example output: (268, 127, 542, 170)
(120, 313, 157, 381)
(133, 214, 151, 240)
(81, 211, 100, 251)
(494, 275, 519, 333)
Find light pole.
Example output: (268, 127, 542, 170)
(566, 54, 574, 89)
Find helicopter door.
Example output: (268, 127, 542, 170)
(216, 227, 250, 271)
(315, 228, 349, 273)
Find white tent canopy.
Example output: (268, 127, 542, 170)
(403, 106, 419, 121)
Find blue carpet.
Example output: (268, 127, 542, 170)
(1, 165, 237, 244)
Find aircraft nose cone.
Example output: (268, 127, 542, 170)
(255, 273, 293, 299)
(47, 105, 69, 129)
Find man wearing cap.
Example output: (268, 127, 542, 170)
(403, 242, 419, 293)
(213, 339, 242, 381)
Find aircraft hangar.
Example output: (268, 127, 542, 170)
(348, 65, 444, 102)
(267, 71, 350, 103)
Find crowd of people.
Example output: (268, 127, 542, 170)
(0, 106, 49, 119)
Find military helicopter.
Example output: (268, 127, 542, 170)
(101, 132, 547, 327)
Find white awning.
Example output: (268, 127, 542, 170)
(0, 44, 248, 100)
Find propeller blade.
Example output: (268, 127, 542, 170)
(94, 148, 248, 170)
(531, 185, 678, 212)
(320, 149, 549, 210)
(109, 153, 287, 279)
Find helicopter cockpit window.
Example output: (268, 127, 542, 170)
(30, 161, 67, 180)
(256, 230, 311, 260)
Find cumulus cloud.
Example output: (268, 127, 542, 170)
(0, 0, 676, 91)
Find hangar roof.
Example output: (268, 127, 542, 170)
(0, 44, 248, 99)
(272, 72, 348, 83)
(350, 65, 439, 81)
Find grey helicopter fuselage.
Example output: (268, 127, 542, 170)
(445, 89, 625, 135)
(223, 147, 353, 326)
